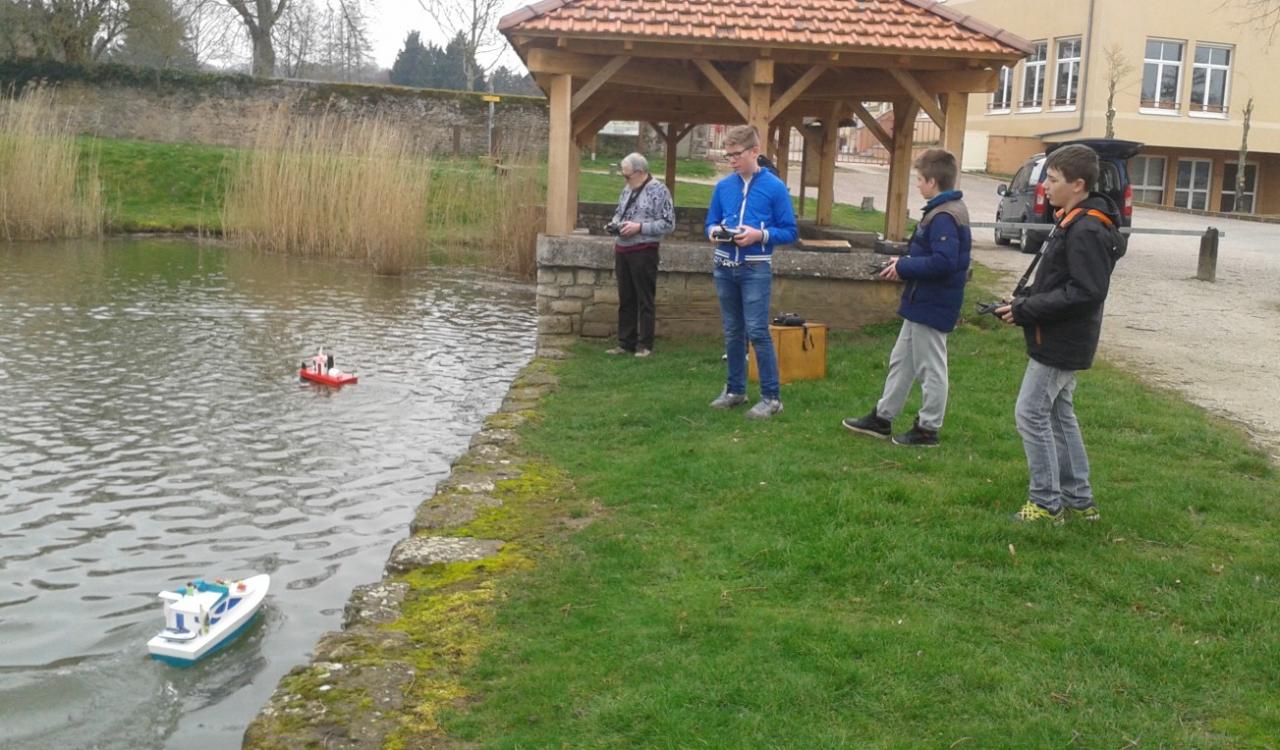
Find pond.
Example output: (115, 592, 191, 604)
(0, 238, 535, 749)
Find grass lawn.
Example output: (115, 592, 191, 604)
(442, 287, 1280, 747)
(84, 136, 891, 236)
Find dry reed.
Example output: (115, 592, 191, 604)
(0, 85, 103, 241)
(223, 108, 429, 275)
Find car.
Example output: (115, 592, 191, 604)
(994, 138, 1143, 253)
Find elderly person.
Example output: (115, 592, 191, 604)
(606, 152, 675, 358)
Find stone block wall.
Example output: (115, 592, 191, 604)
(536, 235, 903, 354)
(578, 201, 709, 241)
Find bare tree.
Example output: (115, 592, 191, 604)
(174, 0, 244, 67)
(8, 0, 130, 64)
(223, 0, 288, 75)
(1228, 0, 1280, 45)
(417, 0, 505, 91)
(1103, 44, 1134, 139)
(1232, 97, 1254, 212)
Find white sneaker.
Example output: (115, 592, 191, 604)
(709, 389, 747, 409)
(745, 398, 782, 420)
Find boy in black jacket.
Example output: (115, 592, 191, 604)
(995, 144, 1126, 523)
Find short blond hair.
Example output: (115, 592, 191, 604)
(723, 125, 759, 150)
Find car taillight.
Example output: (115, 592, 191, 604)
(1033, 182, 1046, 216)
(1123, 184, 1133, 219)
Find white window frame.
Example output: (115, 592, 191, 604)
(1174, 158, 1212, 210)
(1190, 43, 1232, 119)
(1020, 41, 1047, 112)
(1141, 38, 1184, 116)
(1130, 155, 1167, 204)
(1220, 161, 1258, 213)
(1053, 37, 1082, 110)
(989, 66, 1013, 113)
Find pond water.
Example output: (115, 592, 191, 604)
(0, 238, 535, 749)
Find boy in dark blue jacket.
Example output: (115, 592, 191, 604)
(843, 148, 971, 446)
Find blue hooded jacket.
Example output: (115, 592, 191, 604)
(895, 190, 972, 333)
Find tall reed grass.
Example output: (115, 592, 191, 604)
(0, 85, 103, 241)
(223, 109, 429, 275)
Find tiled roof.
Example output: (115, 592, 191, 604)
(500, 0, 1031, 57)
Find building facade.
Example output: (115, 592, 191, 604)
(956, 0, 1280, 215)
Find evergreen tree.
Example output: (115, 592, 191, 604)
(389, 30, 427, 86)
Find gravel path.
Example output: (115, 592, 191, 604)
(810, 164, 1280, 459)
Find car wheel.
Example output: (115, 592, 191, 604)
(994, 210, 1011, 245)
(1019, 226, 1043, 255)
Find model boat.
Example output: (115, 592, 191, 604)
(146, 575, 269, 666)
(300, 347, 358, 386)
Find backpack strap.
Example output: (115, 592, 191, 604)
(1056, 207, 1114, 229)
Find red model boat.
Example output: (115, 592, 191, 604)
(299, 368, 358, 386)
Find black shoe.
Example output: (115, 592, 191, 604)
(842, 410, 891, 439)
(891, 419, 939, 447)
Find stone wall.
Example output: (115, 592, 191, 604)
(536, 235, 903, 354)
(3, 60, 548, 155)
(577, 202, 883, 247)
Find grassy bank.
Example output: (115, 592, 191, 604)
(435, 301, 1279, 745)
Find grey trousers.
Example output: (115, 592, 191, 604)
(1015, 359, 1093, 512)
(876, 320, 949, 431)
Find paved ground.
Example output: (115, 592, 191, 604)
(801, 164, 1280, 459)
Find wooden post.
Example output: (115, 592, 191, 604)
(776, 123, 791, 184)
(817, 104, 841, 225)
(748, 59, 773, 146)
(884, 100, 919, 242)
(546, 74, 573, 235)
(568, 139, 581, 232)
(942, 91, 968, 185)
(1196, 227, 1220, 281)
(665, 123, 680, 202)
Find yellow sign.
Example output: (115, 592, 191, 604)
(481, 95, 501, 102)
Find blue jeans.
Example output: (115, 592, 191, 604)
(714, 262, 779, 400)
(1015, 359, 1093, 512)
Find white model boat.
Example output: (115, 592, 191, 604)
(147, 574, 269, 666)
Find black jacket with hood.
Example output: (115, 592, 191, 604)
(1011, 192, 1126, 371)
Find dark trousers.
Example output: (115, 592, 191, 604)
(615, 247, 659, 351)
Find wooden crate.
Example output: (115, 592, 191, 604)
(748, 322, 827, 384)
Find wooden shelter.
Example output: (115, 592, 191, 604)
(499, 0, 1030, 240)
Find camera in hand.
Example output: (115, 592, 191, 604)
(604, 222, 622, 236)
(711, 224, 738, 242)
(975, 300, 1010, 317)
(867, 258, 894, 276)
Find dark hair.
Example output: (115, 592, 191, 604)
(913, 148, 958, 192)
(1045, 144, 1099, 192)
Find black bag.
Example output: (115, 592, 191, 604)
(773, 313, 805, 326)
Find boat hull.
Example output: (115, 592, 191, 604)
(147, 574, 269, 665)
(300, 368, 358, 386)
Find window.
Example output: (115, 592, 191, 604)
(1021, 42, 1047, 110)
(990, 66, 1013, 112)
(1142, 39, 1184, 112)
(1053, 37, 1082, 108)
(1220, 163, 1257, 212)
(1191, 44, 1232, 115)
(1130, 156, 1167, 203)
(1174, 159, 1211, 210)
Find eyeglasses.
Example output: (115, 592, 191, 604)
(723, 148, 754, 161)
(621, 171, 635, 178)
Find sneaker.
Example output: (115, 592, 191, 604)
(606, 346, 632, 355)
(891, 419, 939, 447)
(1068, 503, 1101, 522)
(634, 348, 652, 358)
(745, 398, 783, 420)
(1012, 501, 1064, 525)
(842, 410, 891, 439)
(709, 389, 747, 409)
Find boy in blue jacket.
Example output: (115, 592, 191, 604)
(843, 148, 971, 446)
(705, 125, 798, 420)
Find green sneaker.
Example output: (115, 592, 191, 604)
(1013, 501, 1064, 525)
(1068, 504, 1100, 522)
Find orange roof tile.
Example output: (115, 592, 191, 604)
(500, 0, 1031, 57)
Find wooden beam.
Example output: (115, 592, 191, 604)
(747, 59, 773, 147)
(673, 123, 696, 142)
(694, 59, 749, 121)
(942, 91, 969, 184)
(527, 48, 702, 94)
(664, 122, 682, 201)
(888, 69, 945, 128)
(647, 121, 668, 140)
(573, 95, 616, 139)
(817, 103, 842, 225)
(546, 74, 573, 236)
(571, 55, 631, 112)
(884, 99, 919, 242)
(849, 101, 892, 152)
(769, 65, 826, 120)
(776, 122, 791, 183)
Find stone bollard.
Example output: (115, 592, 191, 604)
(860, 196, 875, 211)
(1196, 227, 1219, 282)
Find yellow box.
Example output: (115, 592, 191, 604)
(748, 323, 827, 384)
